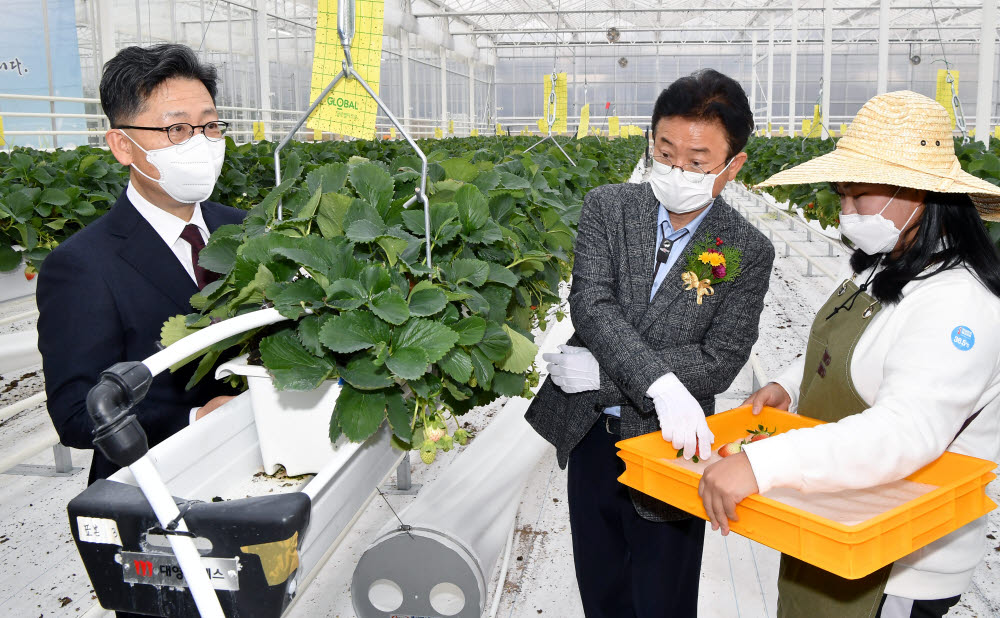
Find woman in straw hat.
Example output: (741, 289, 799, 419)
(698, 90, 1000, 618)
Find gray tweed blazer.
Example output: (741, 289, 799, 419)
(524, 181, 775, 521)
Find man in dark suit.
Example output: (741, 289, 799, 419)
(37, 44, 245, 486)
(525, 70, 775, 617)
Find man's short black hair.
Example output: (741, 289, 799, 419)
(651, 69, 754, 158)
(100, 44, 218, 127)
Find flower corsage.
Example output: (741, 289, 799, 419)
(681, 235, 742, 304)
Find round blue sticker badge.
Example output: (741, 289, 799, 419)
(951, 326, 975, 351)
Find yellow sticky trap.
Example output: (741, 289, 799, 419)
(448, 119, 454, 135)
(542, 73, 569, 134)
(241, 532, 300, 587)
(936, 69, 959, 129)
(313, 128, 322, 141)
(471, 128, 479, 137)
(0, 115, 5, 146)
(307, 0, 385, 140)
(252, 121, 265, 141)
(608, 116, 620, 137)
(496, 123, 503, 135)
(390, 127, 396, 140)
(840, 123, 848, 136)
(969, 128, 976, 137)
(994, 126, 1000, 139)
(537, 118, 548, 134)
(434, 127, 443, 139)
(576, 104, 590, 140)
(779, 126, 785, 136)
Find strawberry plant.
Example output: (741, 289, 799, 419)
(738, 136, 1000, 245)
(160, 135, 646, 462)
(0, 135, 643, 273)
(0, 146, 129, 271)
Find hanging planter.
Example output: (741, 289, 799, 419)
(215, 356, 345, 476)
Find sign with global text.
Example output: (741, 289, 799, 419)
(307, 0, 385, 139)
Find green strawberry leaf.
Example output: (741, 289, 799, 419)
(449, 315, 486, 345)
(260, 329, 334, 390)
(498, 324, 538, 374)
(369, 289, 410, 325)
(340, 355, 395, 390)
(476, 321, 512, 362)
(385, 347, 430, 380)
(334, 385, 386, 441)
(408, 280, 448, 316)
(384, 389, 413, 442)
(319, 312, 392, 353)
(437, 347, 473, 383)
(393, 318, 459, 364)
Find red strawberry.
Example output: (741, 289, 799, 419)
(746, 424, 774, 443)
(718, 439, 744, 458)
(24, 265, 37, 281)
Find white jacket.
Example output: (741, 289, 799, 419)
(744, 263, 1000, 600)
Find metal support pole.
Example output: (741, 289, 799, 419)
(821, 0, 833, 139)
(975, 0, 997, 145)
(253, 0, 273, 138)
(401, 32, 411, 133)
(789, 0, 798, 136)
(41, 0, 58, 149)
(750, 33, 758, 120)
(767, 21, 775, 133)
(440, 47, 448, 134)
(53, 444, 73, 474)
(468, 58, 475, 135)
(396, 453, 412, 490)
(876, 0, 891, 94)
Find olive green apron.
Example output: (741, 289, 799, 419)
(776, 276, 893, 618)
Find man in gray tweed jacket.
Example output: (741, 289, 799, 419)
(525, 70, 775, 617)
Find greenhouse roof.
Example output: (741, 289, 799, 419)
(408, 0, 992, 47)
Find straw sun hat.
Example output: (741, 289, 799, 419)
(757, 90, 1000, 221)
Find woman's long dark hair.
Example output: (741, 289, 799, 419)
(850, 191, 1000, 303)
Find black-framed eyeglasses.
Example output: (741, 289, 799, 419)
(116, 121, 229, 145)
(651, 153, 730, 182)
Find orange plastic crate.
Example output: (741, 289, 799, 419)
(615, 406, 997, 580)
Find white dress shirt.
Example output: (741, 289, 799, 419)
(127, 182, 209, 286)
(126, 182, 209, 423)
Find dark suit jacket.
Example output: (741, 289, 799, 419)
(525, 182, 775, 521)
(37, 190, 246, 484)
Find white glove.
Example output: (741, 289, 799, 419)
(648, 373, 714, 461)
(542, 345, 600, 393)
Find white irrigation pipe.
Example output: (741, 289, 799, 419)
(142, 307, 287, 377)
(126, 457, 224, 618)
(0, 310, 38, 327)
(487, 517, 518, 618)
(0, 391, 46, 423)
(0, 424, 58, 473)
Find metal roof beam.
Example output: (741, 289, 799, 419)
(412, 5, 980, 18)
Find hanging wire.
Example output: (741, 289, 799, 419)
(197, 0, 222, 53)
(928, 0, 969, 143)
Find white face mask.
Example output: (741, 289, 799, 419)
(839, 188, 917, 255)
(649, 157, 733, 214)
(119, 130, 225, 204)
